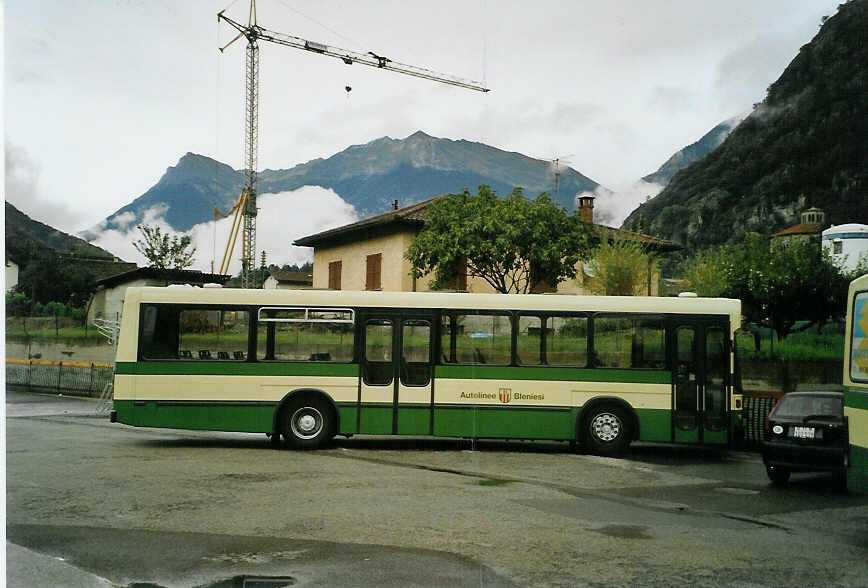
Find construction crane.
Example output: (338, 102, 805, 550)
(217, 1, 489, 287)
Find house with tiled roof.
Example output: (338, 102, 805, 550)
(293, 194, 680, 294)
(771, 207, 827, 248)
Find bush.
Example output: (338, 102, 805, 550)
(5, 292, 86, 320)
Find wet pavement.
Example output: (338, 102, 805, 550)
(6, 390, 868, 587)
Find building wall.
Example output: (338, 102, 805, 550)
(313, 231, 417, 291)
(262, 276, 313, 290)
(823, 224, 868, 273)
(87, 278, 164, 323)
(311, 234, 661, 295)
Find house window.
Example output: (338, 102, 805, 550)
(833, 241, 843, 255)
(366, 253, 382, 290)
(328, 260, 342, 290)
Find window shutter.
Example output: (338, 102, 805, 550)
(366, 254, 382, 290)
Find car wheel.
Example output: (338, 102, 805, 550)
(584, 405, 631, 456)
(282, 397, 334, 450)
(766, 464, 790, 485)
(837, 466, 848, 492)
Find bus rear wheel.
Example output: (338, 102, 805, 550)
(282, 397, 334, 450)
(584, 405, 631, 456)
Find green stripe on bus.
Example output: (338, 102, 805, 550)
(114, 399, 679, 445)
(844, 387, 868, 411)
(115, 361, 359, 377)
(848, 444, 868, 493)
(635, 408, 671, 442)
(434, 365, 671, 384)
(113, 399, 275, 432)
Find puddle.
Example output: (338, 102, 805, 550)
(593, 524, 652, 540)
(200, 576, 296, 588)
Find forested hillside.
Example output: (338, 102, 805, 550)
(623, 0, 867, 249)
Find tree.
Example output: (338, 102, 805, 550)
(682, 233, 852, 340)
(682, 248, 730, 297)
(15, 245, 95, 307)
(584, 237, 659, 296)
(406, 186, 594, 294)
(132, 225, 196, 270)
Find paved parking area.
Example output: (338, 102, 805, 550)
(6, 390, 868, 587)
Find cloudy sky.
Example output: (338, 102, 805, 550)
(4, 0, 840, 271)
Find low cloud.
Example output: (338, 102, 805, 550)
(4, 142, 88, 233)
(88, 186, 358, 275)
(110, 211, 137, 231)
(593, 180, 664, 228)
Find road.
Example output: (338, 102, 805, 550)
(6, 389, 868, 587)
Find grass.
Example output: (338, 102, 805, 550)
(5, 326, 107, 343)
(736, 329, 843, 361)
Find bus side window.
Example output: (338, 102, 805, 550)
(594, 316, 665, 369)
(140, 305, 179, 360)
(547, 316, 588, 366)
(257, 308, 354, 362)
(178, 309, 250, 361)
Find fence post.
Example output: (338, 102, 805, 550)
(88, 362, 95, 394)
(27, 359, 32, 388)
(57, 361, 63, 391)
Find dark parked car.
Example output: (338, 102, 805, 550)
(762, 391, 849, 488)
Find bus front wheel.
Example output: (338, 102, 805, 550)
(282, 397, 334, 450)
(584, 405, 631, 456)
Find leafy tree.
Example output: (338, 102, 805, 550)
(682, 248, 730, 297)
(683, 233, 852, 340)
(406, 186, 594, 294)
(132, 225, 196, 270)
(584, 237, 659, 296)
(15, 246, 95, 307)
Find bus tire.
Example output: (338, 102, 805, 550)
(282, 396, 335, 450)
(766, 464, 790, 485)
(584, 405, 631, 456)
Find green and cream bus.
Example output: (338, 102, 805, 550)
(111, 286, 743, 454)
(845, 273, 868, 491)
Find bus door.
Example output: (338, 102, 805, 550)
(671, 319, 730, 444)
(359, 313, 434, 435)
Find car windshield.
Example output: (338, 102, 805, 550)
(774, 395, 842, 419)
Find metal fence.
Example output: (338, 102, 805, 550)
(743, 395, 777, 444)
(6, 359, 113, 397)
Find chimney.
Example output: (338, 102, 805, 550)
(577, 195, 595, 223)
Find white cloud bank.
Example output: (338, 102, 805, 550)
(89, 186, 358, 275)
(593, 181, 665, 228)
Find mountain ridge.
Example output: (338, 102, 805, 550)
(92, 132, 603, 235)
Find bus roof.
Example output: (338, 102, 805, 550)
(122, 286, 741, 318)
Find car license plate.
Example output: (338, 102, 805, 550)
(791, 426, 815, 439)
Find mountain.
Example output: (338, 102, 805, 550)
(90, 131, 602, 234)
(6, 201, 117, 261)
(642, 117, 741, 186)
(623, 0, 868, 250)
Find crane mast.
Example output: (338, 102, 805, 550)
(241, 38, 259, 288)
(218, 1, 488, 287)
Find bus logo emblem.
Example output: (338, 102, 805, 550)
(499, 388, 511, 403)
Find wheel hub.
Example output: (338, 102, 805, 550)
(591, 413, 621, 442)
(290, 407, 323, 440)
(297, 414, 317, 433)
